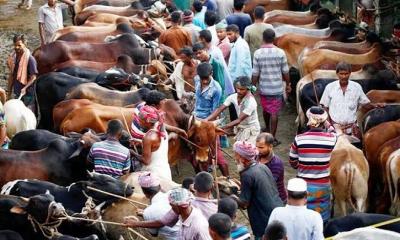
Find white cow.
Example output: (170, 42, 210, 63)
(3, 99, 36, 138)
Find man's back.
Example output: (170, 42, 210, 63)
(226, 13, 252, 37)
(269, 205, 324, 240)
(159, 26, 192, 53)
(244, 23, 274, 58)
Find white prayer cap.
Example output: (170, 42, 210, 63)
(287, 178, 307, 192)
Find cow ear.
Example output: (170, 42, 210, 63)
(215, 127, 227, 136)
(10, 206, 26, 214)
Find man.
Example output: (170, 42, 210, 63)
(130, 105, 172, 180)
(256, 133, 287, 202)
(252, 28, 290, 146)
(216, 0, 233, 20)
(244, 6, 274, 59)
(159, 11, 192, 54)
(192, 0, 207, 30)
(268, 178, 324, 240)
(208, 213, 232, 240)
(206, 76, 260, 144)
(289, 106, 337, 221)
(38, 0, 74, 46)
(88, 119, 131, 178)
(225, 0, 252, 37)
(354, 21, 369, 42)
(231, 141, 283, 240)
(203, 0, 218, 12)
(320, 61, 383, 140)
(218, 197, 251, 240)
(263, 221, 287, 240)
(205, 10, 219, 46)
(182, 10, 202, 43)
(7, 34, 38, 105)
(124, 187, 212, 240)
(226, 24, 252, 81)
(164, 47, 198, 99)
(137, 172, 179, 239)
(215, 22, 231, 64)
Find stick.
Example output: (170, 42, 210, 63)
(86, 186, 148, 207)
(213, 139, 220, 200)
(127, 228, 150, 240)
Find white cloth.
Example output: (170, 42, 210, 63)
(207, 25, 219, 46)
(38, 3, 64, 43)
(143, 192, 180, 240)
(142, 129, 172, 181)
(269, 205, 324, 240)
(332, 227, 400, 240)
(320, 80, 370, 125)
(216, 0, 233, 19)
(169, 61, 185, 99)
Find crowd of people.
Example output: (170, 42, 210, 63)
(4, 0, 395, 239)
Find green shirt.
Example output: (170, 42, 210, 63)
(209, 56, 225, 103)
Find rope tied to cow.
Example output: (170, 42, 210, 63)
(27, 201, 64, 239)
(86, 186, 149, 207)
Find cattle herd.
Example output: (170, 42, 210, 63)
(1, 0, 400, 239)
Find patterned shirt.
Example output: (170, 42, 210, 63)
(320, 80, 370, 125)
(194, 77, 222, 119)
(231, 224, 251, 240)
(252, 44, 289, 96)
(88, 139, 131, 178)
(289, 129, 337, 184)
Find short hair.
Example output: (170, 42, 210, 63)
(218, 197, 238, 219)
(226, 24, 239, 33)
(13, 34, 26, 44)
(199, 30, 213, 43)
(288, 190, 307, 200)
(180, 47, 194, 57)
(141, 185, 161, 196)
(170, 11, 181, 23)
(208, 213, 232, 239)
(264, 221, 287, 240)
(394, 22, 400, 30)
(107, 119, 124, 136)
(254, 6, 265, 19)
(197, 62, 213, 78)
(205, 10, 218, 26)
(256, 132, 274, 145)
(192, 42, 206, 52)
(194, 171, 214, 193)
(182, 177, 194, 190)
(192, 0, 203, 12)
(263, 28, 275, 43)
(234, 76, 252, 89)
(233, 0, 245, 10)
(336, 61, 352, 73)
(144, 90, 166, 106)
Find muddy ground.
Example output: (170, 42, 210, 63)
(0, 0, 298, 236)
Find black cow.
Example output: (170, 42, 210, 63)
(324, 213, 400, 237)
(0, 230, 99, 240)
(361, 104, 400, 133)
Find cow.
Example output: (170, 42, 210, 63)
(265, 11, 317, 26)
(0, 230, 99, 240)
(9, 129, 72, 151)
(34, 34, 157, 74)
(3, 99, 36, 139)
(330, 132, 369, 216)
(243, 0, 289, 14)
(360, 104, 400, 134)
(357, 90, 400, 123)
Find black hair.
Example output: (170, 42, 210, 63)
(264, 221, 287, 240)
(141, 186, 161, 196)
(254, 6, 265, 19)
(233, 0, 245, 11)
(288, 190, 307, 199)
(205, 10, 218, 26)
(336, 61, 351, 73)
(107, 119, 124, 136)
(183, 10, 193, 21)
(208, 213, 232, 239)
(226, 24, 239, 33)
(192, 42, 206, 52)
(256, 132, 274, 145)
(192, 0, 203, 13)
(170, 11, 181, 23)
(144, 90, 166, 106)
(263, 28, 275, 43)
(218, 197, 238, 219)
(182, 177, 194, 190)
(194, 171, 214, 193)
(199, 29, 212, 43)
(13, 34, 26, 44)
(180, 46, 194, 57)
(234, 76, 251, 89)
(197, 62, 213, 78)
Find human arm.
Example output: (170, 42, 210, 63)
(233, 173, 253, 209)
(251, 51, 260, 88)
(7, 70, 13, 99)
(59, 0, 74, 6)
(123, 217, 165, 229)
(206, 104, 227, 121)
(223, 112, 249, 130)
(211, 85, 222, 113)
(289, 139, 299, 169)
(280, 51, 291, 94)
(164, 123, 188, 138)
(39, 22, 46, 47)
(20, 56, 38, 96)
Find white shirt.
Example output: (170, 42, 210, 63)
(320, 80, 370, 124)
(216, 0, 233, 19)
(38, 3, 64, 43)
(207, 25, 219, 46)
(143, 192, 179, 240)
(269, 205, 324, 240)
(224, 93, 260, 129)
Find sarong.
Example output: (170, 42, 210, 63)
(260, 95, 283, 116)
(307, 182, 331, 222)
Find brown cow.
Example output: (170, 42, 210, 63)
(244, 0, 289, 14)
(53, 99, 94, 132)
(265, 13, 317, 26)
(330, 133, 369, 216)
(74, 0, 134, 14)
(83, 13, 149, 27)
(75, 4, 143, 25)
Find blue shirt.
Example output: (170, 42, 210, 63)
(225, 12, 252, 37)
(203, 0, 217, 11)
(194, 77, 222, 119)
(228, 37, 252, 81)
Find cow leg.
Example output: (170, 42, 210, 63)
(338, 200, 347, 216)
(355, 198, 366, 213)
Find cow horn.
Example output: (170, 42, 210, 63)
(95, 202, 106, 211)
(45, 190, 51, 195)
(87, 170, 94, 178)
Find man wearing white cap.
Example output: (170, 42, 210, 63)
(268, 178, 324, 240)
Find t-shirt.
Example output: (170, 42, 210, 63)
(240, 163, 283, 237)
(223, 93, 259, 129)
(225, 12, 252, 37)
(244, 23, 274, 59)
(264, 155, 287, 202)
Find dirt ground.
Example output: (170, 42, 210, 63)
(0, 0, 298, 236)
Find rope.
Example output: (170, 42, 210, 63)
(213, 139, 220, 200)
(86, 186, 149, 207)
(27, 201, 64, 239)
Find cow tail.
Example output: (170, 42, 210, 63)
(345, 162, 358, 211)
(33, 80, 41, 128)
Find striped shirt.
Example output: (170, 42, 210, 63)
(252, 44, 289, 96)
(88, 139, 131, 178)
(231, 224, 251, 240)
(289, 129, 337, 184)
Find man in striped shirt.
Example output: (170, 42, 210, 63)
(88, 119, 131, 178)
(289, 106, 337, 222)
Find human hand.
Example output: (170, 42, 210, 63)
(123, 216, 140, 227)
(285, 84, 292, 94)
